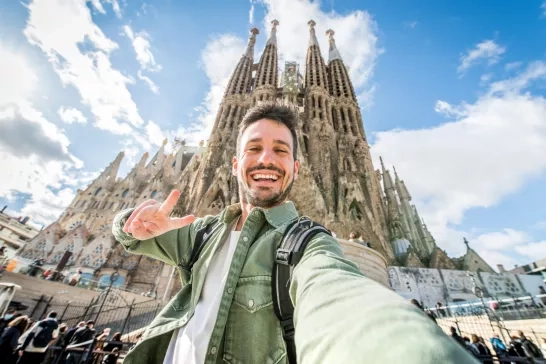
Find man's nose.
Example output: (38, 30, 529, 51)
(257, 148, 275, 165)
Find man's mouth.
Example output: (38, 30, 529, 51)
(251, 173, 279, 182)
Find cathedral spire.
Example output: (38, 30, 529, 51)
(308, 20, 319, 47)
(224, 28, 258, 96)
(245, 27, 259, 58)
(100, 151, 124, 181)
(253, 20, 278, 96)
(325, 29, 342, 63)
(305, 20, 328, 90)
(266, 19, 279, 46)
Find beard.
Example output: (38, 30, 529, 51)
(239, 164, 295, 209)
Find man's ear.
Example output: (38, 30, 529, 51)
(294, 160, 300, 180)
(232, 156, 238, 176)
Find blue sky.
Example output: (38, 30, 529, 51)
(1, 0, 546, 270)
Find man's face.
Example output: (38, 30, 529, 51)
(233, 119, 300, 209)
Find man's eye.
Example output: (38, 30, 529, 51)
(248, 147, 260, 151)
(276, 149, 288, 154)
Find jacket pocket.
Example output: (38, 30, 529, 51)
(224, 276, 286, 364)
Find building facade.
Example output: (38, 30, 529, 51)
(0, 207, 39, 260)
(17, 20, 492, 297)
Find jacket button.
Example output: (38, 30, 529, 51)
(242, 236, 248, 242)
(211, 346, 217, 355)
(248, 299, 255, 308)
(228, 287, 233, 294)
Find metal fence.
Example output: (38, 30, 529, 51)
(428, 294, 546, 362)
(23, 288, 163, 342)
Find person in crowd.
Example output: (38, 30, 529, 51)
(450, 326, 466, 347)
(102, 332, 123, 364)
(65, 320, 96, 364)
(43, 323, 67, 364)
(477, 336, 493, 364)
(0, 308, 22, 336)
(490, 333, 507, 358)
(0, 315, 29, 364)
(112, 103, 478, 364)
(517, 330, 545, 363)
(17, 311, 59, 364)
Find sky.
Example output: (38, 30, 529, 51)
(1, 0, 546, 271)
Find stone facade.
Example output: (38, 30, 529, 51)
(17, 19, 493, 298)
(388, 266, 544, 308)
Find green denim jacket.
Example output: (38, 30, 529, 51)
(112, 201, 478, 364)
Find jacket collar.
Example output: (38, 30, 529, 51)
(220, 200, 299, 228)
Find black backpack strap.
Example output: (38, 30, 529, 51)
(272, 216, 332, 364)
(178, 216, 221, 274)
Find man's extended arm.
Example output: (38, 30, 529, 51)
(290, 234, 479, 364)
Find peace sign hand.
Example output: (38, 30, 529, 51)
(122, 190, 196, 240)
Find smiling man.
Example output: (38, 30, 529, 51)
(112, 103, 477, 364)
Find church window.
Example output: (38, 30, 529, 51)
(122, 189, 129, 198)
(94, 245, 104, 254)
(95, 187, 102, 196)
(37, 241, 46, 250)
(151, 190, 158, 198)
(67, 242, 75, 252)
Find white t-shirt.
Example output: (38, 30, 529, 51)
(163, 230, 240, 364)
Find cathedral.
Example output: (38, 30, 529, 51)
(18, 20, 494, 297)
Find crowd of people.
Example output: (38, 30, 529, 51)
(448, 325, 546, 363)
(0, 309, 125, 364)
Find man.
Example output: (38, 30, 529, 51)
(517, 330, 545, 363)
(449, 326, 466, 348)
(17, 311, 59, 364)
(112, 103, 478, 363)
(65, 320, 96, 364)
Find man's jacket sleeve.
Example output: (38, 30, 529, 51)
(111, 208, 211, 268)
(290, 233, 479, 364)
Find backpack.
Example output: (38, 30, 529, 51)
(33, 319, 58, 348)
(183, 215, 331, 364)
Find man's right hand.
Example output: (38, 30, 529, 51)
(122, 189, 196, 240)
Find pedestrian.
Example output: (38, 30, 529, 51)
(16, 311, 59, 364)
(0, 315, 29, 364)
(65, 320, 96, 364)
(112, 103, 478, 364)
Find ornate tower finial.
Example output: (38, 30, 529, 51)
(162, 138, 168, 146)
(308, 20, 318, 46)
(245, 27, 259, 58)
(266, 19, 279, 46)
(463, 237, 470, 250)
(325, 28, 342, 63)
(379, 156, 386, 171)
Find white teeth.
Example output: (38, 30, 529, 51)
(252, 173, 278, 181)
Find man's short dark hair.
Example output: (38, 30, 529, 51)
(237, 102, 299, 159)
(48, 311, 58, 318)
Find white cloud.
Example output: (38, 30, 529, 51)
(24, 0, 141, 135)
(542, 1, 546, 17)
(505, 61, 522, 71)
(16, 187, 77, 226)
(0, 45, 38, 106)
(137, 70, 159, 94)
(123, 25, 161, 72)
(372, 61, 546, 260)
(249, 0, 255, 24)
(182, 34, 246, 145)
(145, 120, 166, 146)
(90, 0, 122, 18)
(404, 21, 418, 29)
(515, 241, 546, 260)
(58, 106, 87, 124)
(458, 40, 505, 74)
(480, 73, 492, 83)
